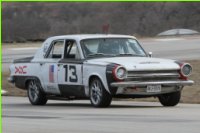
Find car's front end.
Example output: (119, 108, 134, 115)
(105, 57, 194, 106)
(80, 35, 194, 107)
(106, 59, 193, 96)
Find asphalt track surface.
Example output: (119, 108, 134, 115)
(2, 36, 200, 72)
(2, 96, 200, 133)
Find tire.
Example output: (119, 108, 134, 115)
(27, 80, 48, 105)
(89, 78, 112, 107)
(158, 91, 181, 106)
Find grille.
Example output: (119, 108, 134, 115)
(126, 70, 180, 81)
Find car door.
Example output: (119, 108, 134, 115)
(57, 40, 85, 97)
(40, 39, 65, 95)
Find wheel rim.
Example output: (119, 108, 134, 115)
(90, 80, 102, 105)
(28, 81, 39, 102)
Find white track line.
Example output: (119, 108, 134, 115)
(10, 47, 39, 51)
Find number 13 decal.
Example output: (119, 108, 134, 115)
(63, 65, 78, 82)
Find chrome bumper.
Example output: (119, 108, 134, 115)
(111, 80, 194, 87)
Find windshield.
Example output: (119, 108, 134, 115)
(81, 38, 147, 58)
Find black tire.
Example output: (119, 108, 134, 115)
(27, 80, 48, 105)
(158, 91, 181, 106)
(89, 78, 112, 107)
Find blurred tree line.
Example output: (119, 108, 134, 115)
(2, 2, 200, 43)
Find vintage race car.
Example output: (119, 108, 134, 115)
(8, 34, 194, 107)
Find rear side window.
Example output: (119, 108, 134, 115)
(46, 40, 64, 59)
(64, 40, 80, 59)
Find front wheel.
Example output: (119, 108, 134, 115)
(158, 91, 181, 106)
(27, 80, 48, 105)
(89, 78, 112, 107)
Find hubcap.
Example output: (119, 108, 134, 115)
(90, 80, 102, 105)
(28, 81, 39, 102)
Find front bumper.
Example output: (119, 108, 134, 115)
(111, 80, 194, 87)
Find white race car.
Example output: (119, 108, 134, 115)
(8, 34, 194, 107)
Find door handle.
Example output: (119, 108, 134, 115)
(40, 63, 44, 66)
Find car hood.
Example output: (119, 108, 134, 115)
(85, 57, 180, 71)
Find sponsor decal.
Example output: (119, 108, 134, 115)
(49, 65, 54, 83)
(15, 66, 27, 74)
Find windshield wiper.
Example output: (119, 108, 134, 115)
(87, 53, 115, 58)
(116, 53, 143, 57)
(87, 53, 106, 57)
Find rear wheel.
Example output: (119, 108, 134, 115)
(158, 91, 181, 106)
(27, 80, 47, 105)
(89, 78, 112, 107)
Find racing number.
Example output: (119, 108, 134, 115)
(64, 65, 78, 82)
(69, 66, 78, 82)
(63, 65, 68, 82)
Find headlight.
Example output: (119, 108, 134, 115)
(112, 66, 127, 81)
(180, 63, 192, 77)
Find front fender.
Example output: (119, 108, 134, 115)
(83, 65, 110, 97)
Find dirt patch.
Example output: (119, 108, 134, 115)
(2, 60, 200, 103)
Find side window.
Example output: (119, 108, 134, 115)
(48, 40, 64, 59)
(64, 40, 80, 59)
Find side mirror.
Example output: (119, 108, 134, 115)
(148, 52, 153, 58)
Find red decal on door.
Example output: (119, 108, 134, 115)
(15, 66, 27, 74)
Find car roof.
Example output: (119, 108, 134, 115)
(47, 34, 136, 41)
